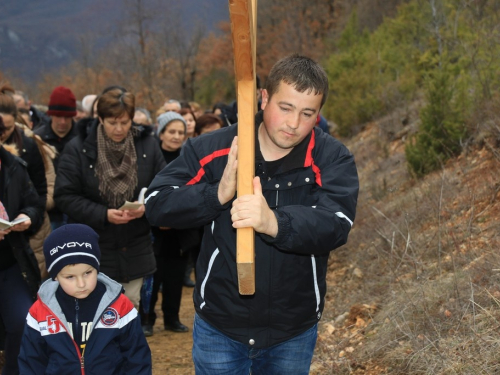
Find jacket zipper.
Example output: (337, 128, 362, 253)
(75, 298, 79, 326)
(75, 299, 85, 373)
(38, 299, 85, 374)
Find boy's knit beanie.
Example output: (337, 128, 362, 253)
(43, 224, 101, 280)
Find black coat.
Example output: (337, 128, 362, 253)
(34, 119, 79, 171)
(6, 128, 48, 217)
(54, 118, 166, 282)
(30, 105, 50, 130)
(0, 146, 43, 297)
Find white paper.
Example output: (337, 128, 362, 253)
(118, 187, 148, 211)
(0, 216, 29, 230)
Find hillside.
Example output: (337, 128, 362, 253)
(0, 0, 227, 82)
(310, 107, 500, 374)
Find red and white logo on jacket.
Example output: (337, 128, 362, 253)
(47, 315, 62, 334)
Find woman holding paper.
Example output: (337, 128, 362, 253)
(0, 116, 43, 374)
(54, 88, 165, 307)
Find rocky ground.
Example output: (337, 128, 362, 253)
(148, 285, 196, 375)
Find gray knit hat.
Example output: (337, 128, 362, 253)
(156, 111, 187, 136)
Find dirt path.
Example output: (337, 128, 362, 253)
(147, 285, 196, 374)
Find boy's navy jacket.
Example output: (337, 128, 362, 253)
(145, 112, 359, 349)
(18, 273, 152, 375)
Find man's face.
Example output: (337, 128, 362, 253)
(51, 116, 73, 138)
(260, 82, 322, 158)
(0, 113, 16, 142)
(164, 102, 181, 112)
(56, 264, 98, 299)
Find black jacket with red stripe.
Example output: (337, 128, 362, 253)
(145, 112, 359, 348)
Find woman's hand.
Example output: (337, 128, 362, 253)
(122, 204, 145, 220)
(107, 209, 134, 225)
(10, 214, 31, 232)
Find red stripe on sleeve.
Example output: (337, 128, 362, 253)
(304, 131, 322, 186)
(186, 148, 231, 186)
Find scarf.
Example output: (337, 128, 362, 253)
(95, 124, 138, 208)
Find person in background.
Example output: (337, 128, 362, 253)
(189, 101, 204, 119)
(211, 102, 226, 116)
(54, 88, 165, 309)
(89, 95, 100, 118)
(34, 86, 78, 230)
(133, 107, 152, 126)
(18, 108, 33, 129)
(74, 101, 86, 122)
(34, 86, 78, 170)
(195, 113, 223, 136)
(0, 85, 48, 238)
(3, 89, 57, 280)
(16, 119, 57, 281)
(163, 99, 181, 112)
(178, 107, 196, 139)
(212, 101, 234, 127)
(0, 115, 43, 375)
(81, 94, 97, 118)
(316, 114, 330, 134)
(141, 111, 198, 336)
(12, 90, 50, 130)
(18, 224, 152, 374)
(145, 54, 359, 374)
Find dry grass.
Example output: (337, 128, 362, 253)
(312, 103, 500, 374)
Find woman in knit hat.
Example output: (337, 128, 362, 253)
(0, 115, 44, 374)
(53, 88, 166, 309)
(139, 111, 199, 335)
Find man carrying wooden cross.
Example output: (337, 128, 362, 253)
(145, 54, 359, 374)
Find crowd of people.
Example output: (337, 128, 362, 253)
(0, 54, 357, 375)
(0, 82, 231, 374)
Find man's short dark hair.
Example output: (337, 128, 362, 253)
(265, 54, 329, 108)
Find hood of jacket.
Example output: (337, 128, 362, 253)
(37, 273, 123, 330)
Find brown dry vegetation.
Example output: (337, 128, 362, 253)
(311, 105, 500, 374)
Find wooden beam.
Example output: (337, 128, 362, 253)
(229, 0, 257, 295)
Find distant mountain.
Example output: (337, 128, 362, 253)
(0, 0, 228, 82)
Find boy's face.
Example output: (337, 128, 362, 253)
(56, 264, 98, 299)
(260, 81, 322, 157)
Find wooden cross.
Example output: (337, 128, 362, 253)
(228, 0, 257, 295)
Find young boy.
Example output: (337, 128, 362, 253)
(18, 224, 152, 374)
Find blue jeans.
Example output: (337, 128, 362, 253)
(192, 314, 317, 375)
